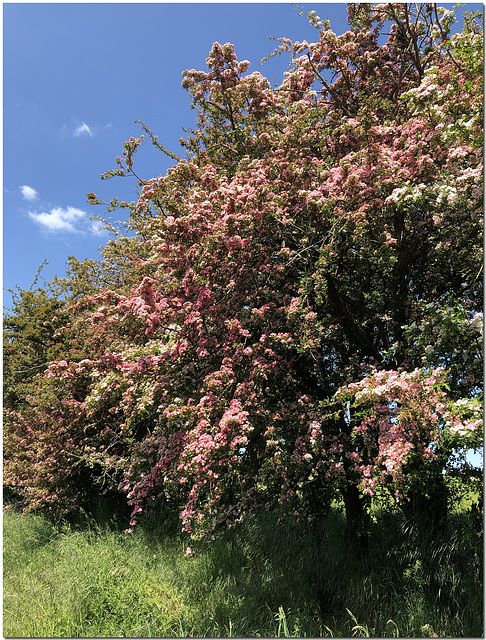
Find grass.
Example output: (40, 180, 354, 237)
(3, 495, 483, 637)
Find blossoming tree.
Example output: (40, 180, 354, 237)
(4, 3, 483, 546)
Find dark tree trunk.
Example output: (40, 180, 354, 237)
(336, 409, 371, 555)
(341, 483, 370, 555)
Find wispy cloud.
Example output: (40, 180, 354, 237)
(89, 219, 109, 235)
(20, 185, 39, 201)
(28, 205, 108, 236)
(28, 206, 87, 233)
(73, 121, 93, 137)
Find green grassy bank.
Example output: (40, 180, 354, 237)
(3, 498, 482, 637)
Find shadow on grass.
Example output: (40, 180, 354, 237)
(129, 501, 483, 637)
(3, 495, 483, 637)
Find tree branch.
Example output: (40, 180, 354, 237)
(306, 53, 354, 118)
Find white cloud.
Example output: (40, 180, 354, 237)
(20, 185, 38, 201)
(28, 206, 87, 233)
(74, 122, 93, 137)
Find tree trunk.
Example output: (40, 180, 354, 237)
(341, 483, 370, 555)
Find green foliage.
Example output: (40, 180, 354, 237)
(3, 286, 68, 410)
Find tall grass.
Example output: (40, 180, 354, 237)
(3, 496, 482, 637)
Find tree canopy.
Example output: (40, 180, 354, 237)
(4, 3, 483, 544)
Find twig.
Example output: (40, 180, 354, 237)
(306, 54, 354, 118)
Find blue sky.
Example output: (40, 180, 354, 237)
(4, 2, 353, 307)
